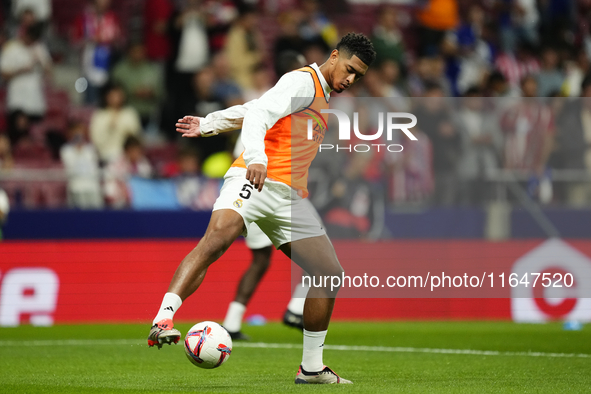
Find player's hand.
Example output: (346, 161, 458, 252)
(176, 116, 201, 137)
(246, 164, 267, 192)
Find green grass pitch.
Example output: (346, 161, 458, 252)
(1, 321, 590, 393)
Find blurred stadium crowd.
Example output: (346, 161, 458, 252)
(1, 0, 591, 219)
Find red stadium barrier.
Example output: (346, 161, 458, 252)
(1, 239, 590, 326)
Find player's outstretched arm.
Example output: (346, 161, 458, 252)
(176, 101, 259, 139)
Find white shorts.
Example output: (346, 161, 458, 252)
(245, 198, 323, 249)
(245, 223, 273, 249)
(213, 167, 325, 249)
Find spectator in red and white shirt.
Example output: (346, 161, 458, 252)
(495, 43, 540, 88)
(387, 127, 434, 204)
(71, 0, 122, 105)
(500, 75, 554, 173)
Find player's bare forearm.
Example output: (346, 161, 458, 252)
(246, 163, 267, 192)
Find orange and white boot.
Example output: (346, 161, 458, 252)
(147, 318, 181, 349)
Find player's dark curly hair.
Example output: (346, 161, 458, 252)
(336, 32, 376, 67)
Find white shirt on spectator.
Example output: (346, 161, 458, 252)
(12, 0, 52, 21)
(175, 16, 209, 72)
(60, 143, 102, 198)
(89, 107, 142, 163)
(0, 189, 9, 224)
(0, 39, 51, 116)
(515, 0, 539, 27)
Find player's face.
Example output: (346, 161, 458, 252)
(329, 50, 368, 93)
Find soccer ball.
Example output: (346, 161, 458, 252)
(183, 321, 233, 369)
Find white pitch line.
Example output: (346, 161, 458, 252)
(0, 339, 142, 347)
(0, 339, 589, 359)
(241, 342, 591, 359)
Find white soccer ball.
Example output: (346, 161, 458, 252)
(183, 321, 233, 369)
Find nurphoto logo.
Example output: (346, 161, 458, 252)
(308, 109, 418, 153)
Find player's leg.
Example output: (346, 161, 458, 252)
(233, 246, 273, 305)
(223, 223, 273, 340)
(250, 186, 349, 383)
(283, 282, 307, 330)
(279, 236, 342, 330)
(283, 199, 318, 330)
(279, 235, 352, 384)
(148, 208, 245, 348)
(167, 209, 245, 298)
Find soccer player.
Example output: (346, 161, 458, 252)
(148, 33, 375, 384)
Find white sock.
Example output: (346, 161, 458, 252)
(287, 284, 308, 315)
(223, 301, 246, 333)
(152, 292, 182, 325)
(301, 329, 327, 372)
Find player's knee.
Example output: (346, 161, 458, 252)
(330, 266, 345, 280)
(315, 265, 344, 281)
(209, 222, 241, 246)
(201, 229, 235, 257)
(328, 259, 345, 277)
(305, 258, 344, 279)
(207, 211, 244, 242)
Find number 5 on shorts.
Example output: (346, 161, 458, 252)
(239, 184, 254, 199)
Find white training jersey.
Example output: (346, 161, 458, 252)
(199, 62, 331, 168)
